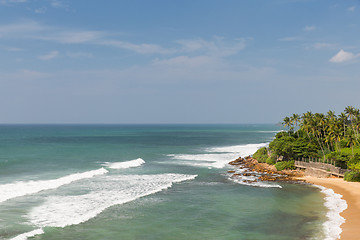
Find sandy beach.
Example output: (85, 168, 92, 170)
(301, 176, 360, 240)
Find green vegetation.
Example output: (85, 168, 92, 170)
(252, 106, 360, 181)
(252, 147, 268, 163)
(344, 171, 360, 182)
(275, 160, 295, 171)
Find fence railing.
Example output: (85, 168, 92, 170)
(295, 157, 338, 166)
(294, 158, 349, 177)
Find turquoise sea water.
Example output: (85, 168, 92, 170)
(0, 124, 328, 240)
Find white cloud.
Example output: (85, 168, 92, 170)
(2, 46, 23, 51)
(40, 31, 104, 44)
(348, 6, 356, 12)
(100, 40, 174, 54)
(66, 52, 93, 58)
(101, 37, 246, 56)
(51, 0, 67, 9)
(0, 21, 245, 57)
(312, 42, 337, 49)
(329, 49, 359, 63)
(0, 21, 45, 36)
(38, 51, 59, 60)
(278, 37, 299, 42)
(0, 0, 26, 5)
(304, 25, 316, 31)
(152, 56, 217, 67)
(176, 37, 246, 57)
(0, 69, 50, 81)
(35, 7, 47, 14)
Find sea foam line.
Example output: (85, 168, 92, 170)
(0, 168, 108, 204)
(316, 185, 347, 240)
(28, 174, 197, 228)
(168, 143, 269, 169)
(102, 158, 145, 169)
(10, 228, 44, 240)
(206, 143, 269, 155)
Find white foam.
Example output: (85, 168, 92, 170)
(257, 130, 283, 133)
(168, 153, 237, 168)
(206, 143, 269, 156)
(102, 158, 145, 169)
(0, 168, 108, 204)
(316, 185, 347, 240)
(229, 176, 282, 188)
(10, 228, 44, 240)
(28, 173, 197, 228)
(228, 168, 282, 188)
(168, 143, 268, 169)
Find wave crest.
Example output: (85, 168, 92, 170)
(0, 168, 108, 204)
(28, 174, 197, 228)
(102, 158, 145, 169)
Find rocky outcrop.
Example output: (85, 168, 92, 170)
(228, 156, 304, 183)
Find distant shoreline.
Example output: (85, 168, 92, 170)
(299, 176, 360, 240)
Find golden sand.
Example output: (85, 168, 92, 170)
(300, 176, 360, 240)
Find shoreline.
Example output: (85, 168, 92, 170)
(229, 157, 360, 239)
(299, 176, 360, 240)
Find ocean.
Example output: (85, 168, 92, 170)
(0, 124, 340, 240)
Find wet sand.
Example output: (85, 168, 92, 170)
(300, 176, 360, 240)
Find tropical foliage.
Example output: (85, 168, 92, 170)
(253, 106, 360, 179)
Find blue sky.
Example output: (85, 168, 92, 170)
(0, 0, 359, 124)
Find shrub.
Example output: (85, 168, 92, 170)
(344, 171, 360, 182)
(266, 156, 276, 165)
(253, 147, 268, 163)
(275, 160, 295, 171)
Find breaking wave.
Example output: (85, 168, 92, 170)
(28, 174, 197, 228)
(102, 158, 145, 169)
(0, 168, 108, 204)
(316, 185, 347, 240)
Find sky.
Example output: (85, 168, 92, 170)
(0, 0, 359, 124)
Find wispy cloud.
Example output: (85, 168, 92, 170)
(66, 51, 93, 58)
(312, 42, 337, 50)
(0, 69, 50, 81)
(38, 50, 59, 60)
(329, 49, 359, 63)
(176, 37, 246, 57)
(303, 25, 316, 31)
(51, 0, 63, 8)
(39, 31, 104, 44)
(0, 21, 45, 36)
(1, 46, 23, 51)
(34, 7, 47, 14)
(0, 0, 26, 5)
(152, 56, 218, 68)
(278, 36, 300, 42)
(100, 40, 174, 54)
(0, 20, 247, 58)
(348, 6, 356, 12)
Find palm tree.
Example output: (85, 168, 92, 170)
(346, 132, 359, 156)
(291, 114, 300, 137)
(313, 113, 326, 158)
(300, 111, 313, 139)
(282, 116, 292, 135)
(338, 112, 348, 137)
(345, 106, 358, 138)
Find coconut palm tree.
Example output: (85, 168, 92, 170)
(291, 113, 300, 137)
(338, 112, 348, 137)
(345, 106, 358, 138)
(346, 132, 359, 156)
(282, 116, 292, 135)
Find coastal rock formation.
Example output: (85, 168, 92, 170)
(228, 156, 304, 183)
